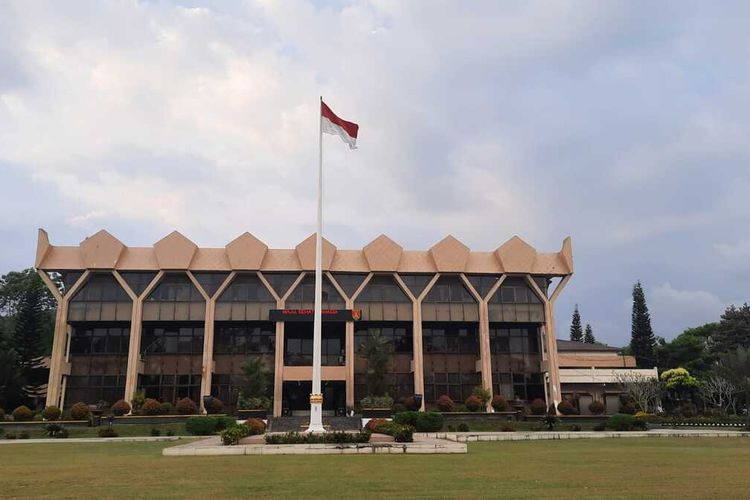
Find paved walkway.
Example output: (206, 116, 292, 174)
(419, 429, 750, 442)
(163, 435, 467, 456)
(0, 436, 184, 445)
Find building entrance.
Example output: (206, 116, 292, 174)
(282, 380, 346, 415)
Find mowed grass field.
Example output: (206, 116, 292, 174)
(0, 438, 749, 499)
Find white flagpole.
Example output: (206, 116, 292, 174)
(306, 96, 325, 433)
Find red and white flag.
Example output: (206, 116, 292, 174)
(321, 101, 359, 149)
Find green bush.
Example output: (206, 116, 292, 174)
(176, 398, 198, 415)
(619, 402, 636, 415)
(166, 430, 175, 436)
(436, 395, 455, 412)
(457, 423, 469, 432)
(415, 412, 444, 432)
(360, 395, 394, 409)
(243, 418, 266, 435)
(557, 400, 578, 415)
(529, 399, 546, 415)
(588, 400, 605, 415)
(185, 416, 219, 436)
(220, 425, 250, 445)
(160, 402, 175, 415)
(98, 427, 118, 438)
(12, 405, 33, 421)
(464, 395, 483, 412)
(365, 418, 389, 432)
(607, 413, 647, 431)
(110, 400, 131, 416)
(471, 386, 492, 405)
(491, 395, 509, 412)
(42, 406, 62, 421)
(393, 411, 419, 427)
(70, 402, 91, 421)
(142, 399, 162, 416)
(391, 424, 414, 443)
(150, 428, 161, 436)
(215, 415, 237, 431)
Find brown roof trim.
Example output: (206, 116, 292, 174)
(556, 339, 622, 352)
(36, 229, 574, 275)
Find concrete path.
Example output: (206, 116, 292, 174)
(419, 429, 750, 442)
(0, 436, 184, 445)
(163, 435, 467, 456)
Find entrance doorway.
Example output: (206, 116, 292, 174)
(282, 380, 346, 416)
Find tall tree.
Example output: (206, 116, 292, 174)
(715, 347, 750, 419)
(11, 284, 49, 401)
(569, 305, 583, 342)
(0, 332, 25, 410)
(630, 281, 656, 368)
(358, 332, 393, 396)
(584, 324, 596, 344)
(712, 303, 750, 353)
(0, 269, 57, 353)
(654, 323, 717, 377)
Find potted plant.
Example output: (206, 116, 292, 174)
(235, 358, 272, 419)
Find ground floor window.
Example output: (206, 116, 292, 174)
(284, 322, 345, 366)
(65, 374, 126, 408)
(138, 373, 202, 403)
(492, 372, 545, 401)
(424, 371, 480, 403)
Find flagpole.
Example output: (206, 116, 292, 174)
(306, 96, 325, 433)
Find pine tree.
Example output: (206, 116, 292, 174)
(584, 324, 595, 344)
(630, 281, 656, 368)
(0, 331, 25, 410)
(569, 305, 583, 342)
(11, 283, 49, 401)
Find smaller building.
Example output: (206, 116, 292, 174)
(557, 340, 658, 414)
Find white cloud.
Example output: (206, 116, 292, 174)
(650, 283, 725, 337)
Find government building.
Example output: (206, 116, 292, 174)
(35, 229, 575, 416)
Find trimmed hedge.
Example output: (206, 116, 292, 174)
(111, 400, 131, 416)
(176, 398, 198, 415)
(12, 405, 33, 422)
(436, 395, 455, 412)
(606, 413, 647, 431)
(529, 399, 546, 415)
(588, 400, 605, 415)
(464, 395, 483, 412)
(220, 425, 250, 445)
(557, 400, 578, 416)
(69, 402, 91, 421)
(243, 418, 266, 435)
(42, 406, 62, 421)
(185, 415, 237, 435)
(142, 399, 162, 416)
(393, 411, 444, 432)
(264, 431, 371, 445)
(491, 395, 509, 412)
(205, 397, 224, 415)
(160, 402, 175, 415)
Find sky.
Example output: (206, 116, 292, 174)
(1, 1, 749, 347)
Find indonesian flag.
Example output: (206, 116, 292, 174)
(321, 101, 359, 149)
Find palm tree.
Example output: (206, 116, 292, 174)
(358, 332, 393, 397)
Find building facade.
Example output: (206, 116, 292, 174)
(35, 229, 573, 416)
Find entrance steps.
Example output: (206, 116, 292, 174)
(268, 416, 361, 433)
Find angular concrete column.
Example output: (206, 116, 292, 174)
(270, 272, 306, 417)
(526, 274, 571, 413)
(187, 271, 236, 413)
(114, 271, 163, 407)
(38, 270, 89, 408)
(395, 273, 439, 411)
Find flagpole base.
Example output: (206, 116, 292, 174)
(304, 394, 326, 434)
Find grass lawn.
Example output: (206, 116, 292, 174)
(1, 438, 749, 498)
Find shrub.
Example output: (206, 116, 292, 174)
(593, 422, 606, 432)
(436, 395, 455, 412)
(33, 413, 43, 421)
(150, 428, 161, 436)
(98, 427, 118, 438)
(619, 402, 636, 415)
(607, 413, 648, 431)
(131, 390, 146, 414)
(243, 418, 266, 435)
(415, 412, 444, 432)
(457, 423, 469, 432)
(160, 402, 175, 415)
(176, 398, 198, 415)
(529, 399, 546, 415)
(491, 395, 509, 412)
(264, 431, 371, 445)
(215, 415, 238, 431)
(403, 396, 420, 411)
(360, 395, 394, 409)
(393, 411, 419, 427)
(12, 405, 33, 422)
(391, 424, 414, 443)
(142, 399, 162, 416)
(110, 400, 131, 417)
(186, 416, 219, 436)
(365, 418, 389, 432)
(70, 402, 91, 421)
(166, 430, 175, 436)
(42, 406, 62, 421)
(588, 400, 605, 415)
(471, 386, 492, 405)
(220, 425, 250, 445)
(464, 395, 483, 412)
(557, 400, 578, 416)
(205, 397, 224, 415)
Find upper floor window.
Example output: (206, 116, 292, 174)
(214, 322, 275, 354)
(287, 275, 344, 304)
(146, 273, 203, 302)
(141, 323, 204, 354)
(218, 274, 274, 303)
(422, 323, 479, 354)
(71, 274, 130, 302)
(489, 326, 539, 353)
(70, 324, 130, 354)
(356, 275, 409, 303)
(490, 278, 542, 304)
(423, 276, 475, 303)
(398, 274, 434, 298)
(120, 272, 158, 297)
